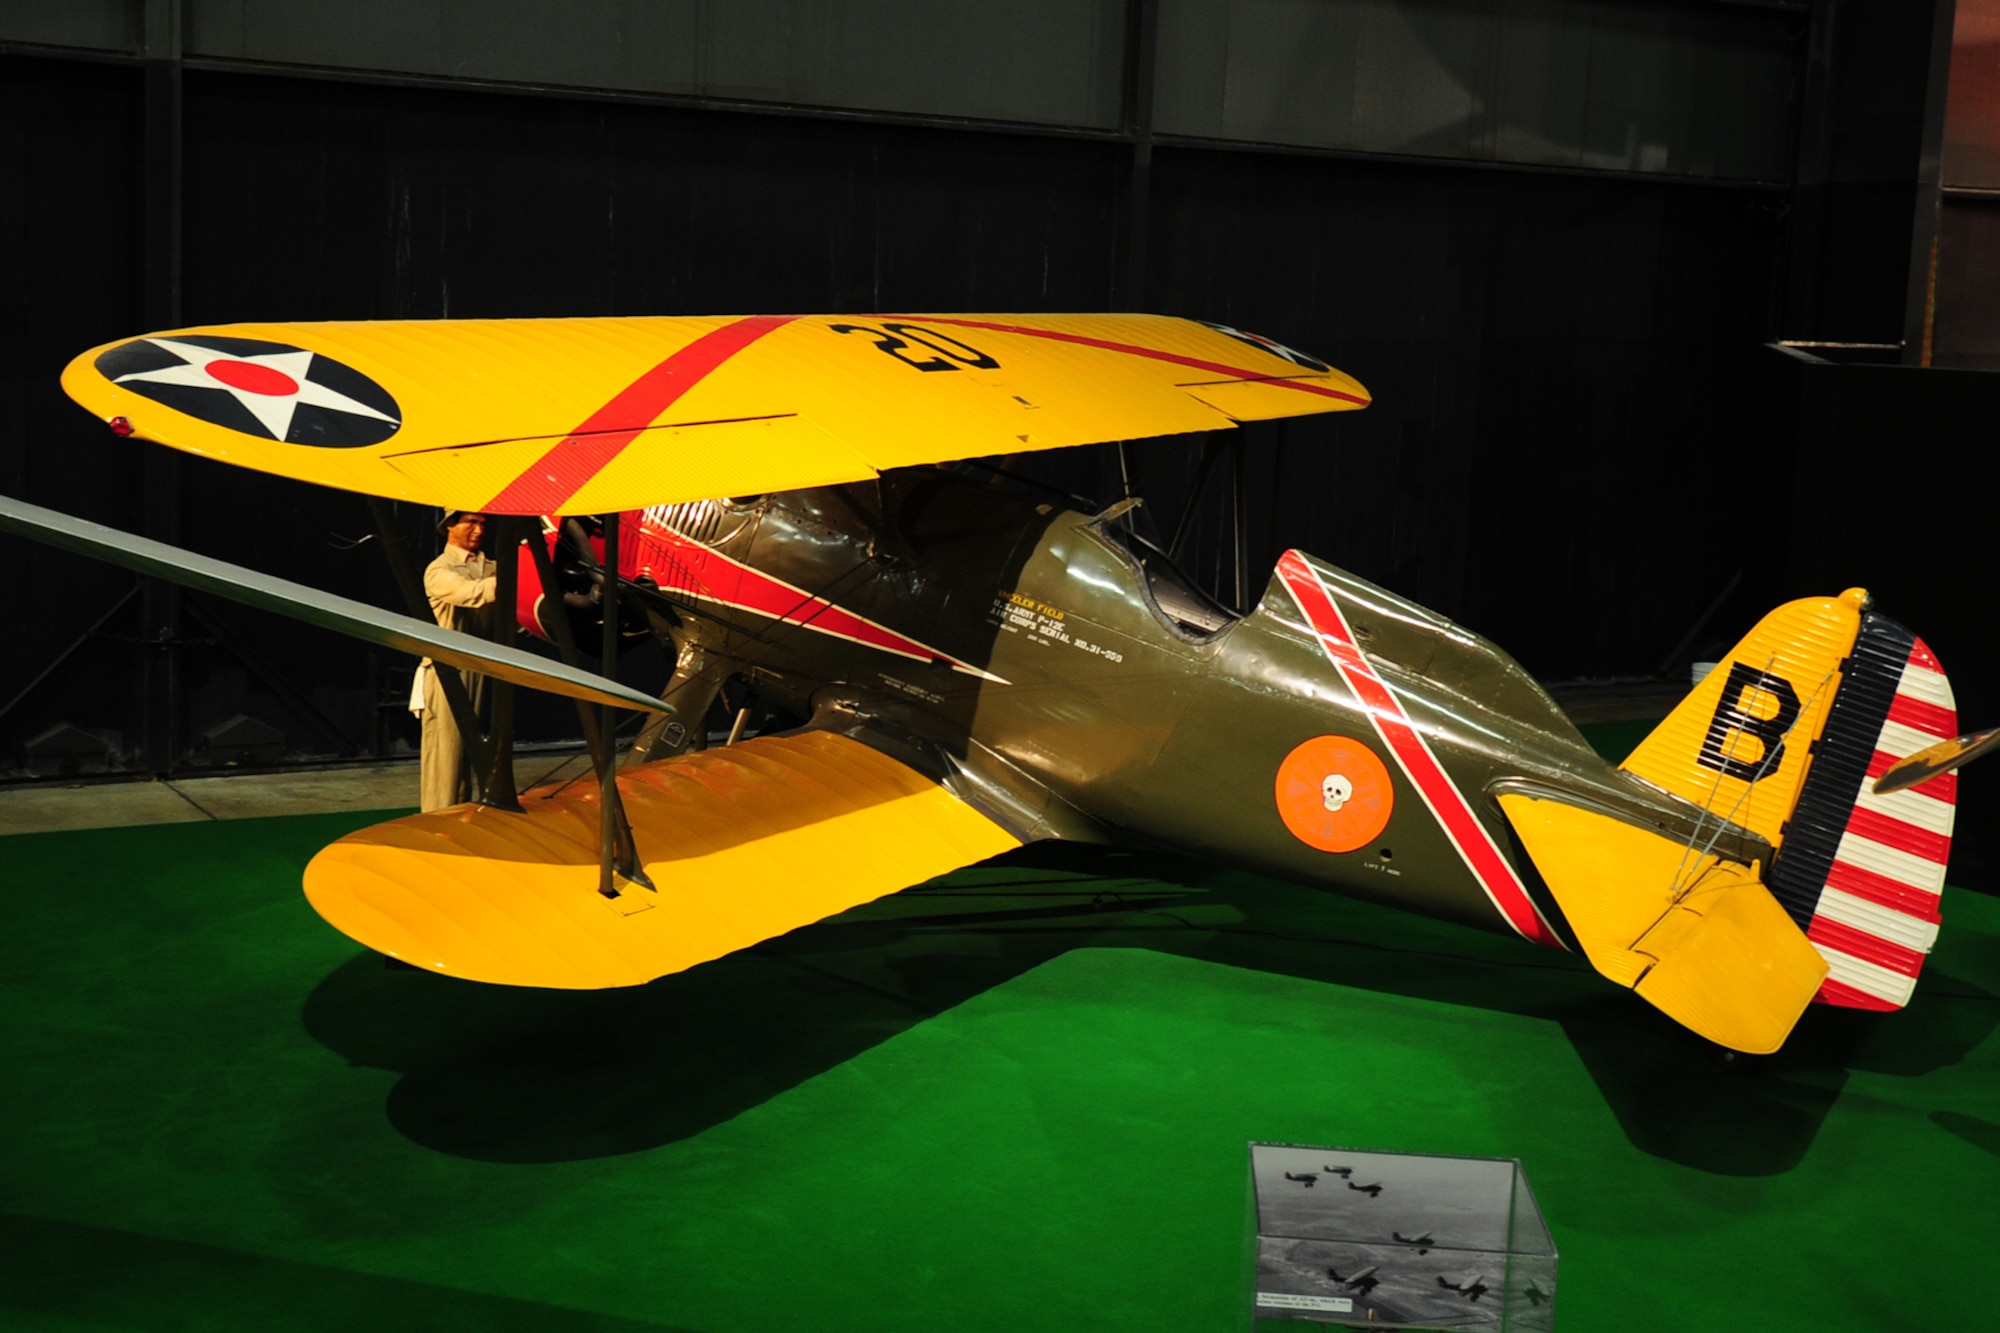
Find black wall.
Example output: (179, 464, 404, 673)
(1776, 355, 2000, 887)
(0, 51, 1957, 786)
(1142, 145, 1785, 679)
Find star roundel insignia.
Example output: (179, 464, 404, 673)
(1197, 321, 1332, 374)
(94, 335, 402, 448)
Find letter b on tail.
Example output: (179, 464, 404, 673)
(1698, 663, 1802, 782)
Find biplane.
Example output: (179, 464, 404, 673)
(1, 313, 1984, 1055)
(1437, 1273, 1490, 1301)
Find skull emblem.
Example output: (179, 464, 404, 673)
(1322, 774, 1353, 812)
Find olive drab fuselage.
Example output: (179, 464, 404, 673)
(595, 468, 1768, 946)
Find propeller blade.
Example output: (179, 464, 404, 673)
(1873, 726, 2000, 794)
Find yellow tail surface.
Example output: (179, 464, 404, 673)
(1500, 793, 1826, 1053)
(1499, 590, 1883, 1052)
(1618, 588, 1868, 844)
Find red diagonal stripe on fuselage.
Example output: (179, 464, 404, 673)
(1275, 551, 1561, 948)
(883, 317, 1371, 406)
(481, 315, 798, 514)
(637, 522, 1000, 680)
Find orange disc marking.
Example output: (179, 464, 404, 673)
(1275, 735, 1393, 854)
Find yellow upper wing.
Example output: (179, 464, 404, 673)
(61, 314, 1368, 514)
(302, 731, 1020, 988)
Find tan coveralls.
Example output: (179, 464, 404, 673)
(417, 544, 497, 811)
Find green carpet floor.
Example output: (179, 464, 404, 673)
(3, 778, 1996, 1330)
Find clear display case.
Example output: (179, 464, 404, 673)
(1245, 1143, 1557, 1330)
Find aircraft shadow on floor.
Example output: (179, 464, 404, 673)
(298, 842, 1996, 1172)
(1931, 1110, 2000, 1159)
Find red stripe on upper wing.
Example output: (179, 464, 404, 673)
(890, 317, 1371, 406)
(481, 315, 797, 514)
(1275, 552, 1561, 948)
(1887, 692, 1957, 738)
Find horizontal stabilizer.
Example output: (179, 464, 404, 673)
(1630, 867, 1828, 1055)
(0, 493, 667, 715)
(303, 731, 1021, 987)
(1500, 793, 1826, 1053)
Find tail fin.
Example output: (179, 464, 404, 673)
(1620, 588, 1956, 1013)
(1619, 590, 1863, 844)
(1501, 589, 1957, 1051)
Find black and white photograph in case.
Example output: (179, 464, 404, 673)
(1249, 1145, 1555, 1329)
(1254, 1238, 1556, 1330)
(1251, 1145, 1517, 1250)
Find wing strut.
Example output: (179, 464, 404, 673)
(598, 514, 625, 897)
(521, 513, 653, 894)
(482, 517, 521, 810)
(1166, 434, 1223, 561)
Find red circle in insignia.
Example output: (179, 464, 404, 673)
(205, 360, 299, 396)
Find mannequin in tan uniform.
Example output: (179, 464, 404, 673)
(417, 510, 497, 811)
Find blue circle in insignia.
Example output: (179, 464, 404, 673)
(94, 334, 403, 448)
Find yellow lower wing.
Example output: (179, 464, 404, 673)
(303, 732, 1019, 988)
(1499, 792, 1827, 1053)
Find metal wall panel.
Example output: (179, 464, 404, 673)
(185, 0, 1127, 129)
(691, 1, 1125, 127)
(1154, 0, 1799, 181)
(1944, 0, 2000, 188)
(1935, 198, 2000, 369)
(0, 55, 148, 776)
(189, 0, 445, 77)
(0, 0, 140, 52)
(185, 0, 688, 93)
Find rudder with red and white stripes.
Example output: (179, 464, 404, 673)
(1766, 616, 1956, 1011)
